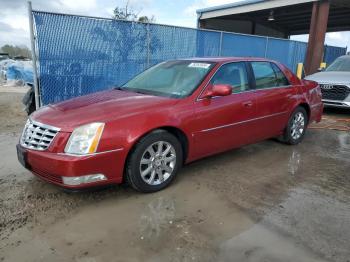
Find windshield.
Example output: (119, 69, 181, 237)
(326, 56, 350, 72)
(121, 60, 215, 98)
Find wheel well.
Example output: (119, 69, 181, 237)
(298, 103, 311, 122)
(160, 126, 189, 163)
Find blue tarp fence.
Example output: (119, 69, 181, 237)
(324, 45, 347, 65)
(32, 11, 347, 105)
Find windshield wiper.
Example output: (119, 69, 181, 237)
(132, 90, 151, 95)
(115, 86, 155, 96)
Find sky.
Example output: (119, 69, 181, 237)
(1, 0, 350, 50)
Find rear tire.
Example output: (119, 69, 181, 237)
(282, 107, 308, 145)
(126, 130, 183, 193)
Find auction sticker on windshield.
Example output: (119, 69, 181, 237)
(188, 63, 211, 69)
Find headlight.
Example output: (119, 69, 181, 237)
(65, 122, 105, 155)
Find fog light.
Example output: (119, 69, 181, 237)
(62, 174, 107, 186)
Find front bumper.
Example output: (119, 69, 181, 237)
(16, 144, 125, 189)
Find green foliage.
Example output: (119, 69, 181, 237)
(91, 2, 160, 63)
(138, 16, 155, 23)
(112, 1, 155, 23)
(0, 44, 32, 59)
(113, 6, 137, 21)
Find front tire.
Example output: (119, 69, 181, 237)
(126, 130, 183, 193)
(282, 107, 308, 145)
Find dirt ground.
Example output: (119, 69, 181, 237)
(0, 89, 349, 262)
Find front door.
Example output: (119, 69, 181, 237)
(192, 62, 258, 158)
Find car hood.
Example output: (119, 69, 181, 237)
(31, 89, 179, 132)
(305, 71, 350, 85)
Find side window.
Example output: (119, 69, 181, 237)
(210, 62, 249, 93)
(251, 62, 277, 89)
(271, 63, 290, 86)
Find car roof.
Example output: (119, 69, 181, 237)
(178, 57, 276, 63)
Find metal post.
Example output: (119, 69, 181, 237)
(292, 42, 299, 74)
(304, 0, 330, 75)
(196, 13, 201, 29)
(304, 2, 319, 75)
(264, 37, 269, 58)
(219, 31, 223, 56)
(27, 1, 40, 109)
(146, 23, 150, 67)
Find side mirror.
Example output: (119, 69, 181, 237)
(202, 84, 232, 98)
(317, 67, 325, 72)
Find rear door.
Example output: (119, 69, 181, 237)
(192, 62, 258, 158)
(250, 61, 297, 140)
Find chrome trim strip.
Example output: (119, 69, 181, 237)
(318, 82, 350, 87)
(200, 111, 288, 133)
(58, 148, 124, 157)
(254, 85, 293, 91)
(322, 100, 350, 107)
(29, 117, 61, 132)
(323, 103, 350, 108)
(323, 99, 350, 104)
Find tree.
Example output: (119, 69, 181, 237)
(138, 16, 155, 23)
(112, 0, 155, 23)
(90, 1, 161, 66)
(0, 44, 32, 59)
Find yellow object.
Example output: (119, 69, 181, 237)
(88, 124, 105, 153)
(320, 62, 327, 69)
(297, 63, 303, 79)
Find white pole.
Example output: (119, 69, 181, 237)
(147, 23, 150, 67)
(264, 37, 269, 58)
(219, 31, 223, 56)
(27, 1, 40, 110)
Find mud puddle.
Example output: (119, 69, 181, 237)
(1, 179, 336, 262)
(1, 179, 253, 261)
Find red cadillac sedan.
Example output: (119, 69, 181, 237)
(17, 57, 323, 192)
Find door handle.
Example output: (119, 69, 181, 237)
(242, 101, 253, 107)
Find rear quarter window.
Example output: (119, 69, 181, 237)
(271, 63, 290, 86)
(251, 61, 290, 89)
(251, 62, 276, 89)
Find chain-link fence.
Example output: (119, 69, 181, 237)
(32, 10, 347, 105)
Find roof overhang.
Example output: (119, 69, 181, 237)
(197, 0, 350, 35)
(197, 0, 317, 19)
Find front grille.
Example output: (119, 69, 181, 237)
(320, 84, 350, 101)
(20, 119, 60, 151)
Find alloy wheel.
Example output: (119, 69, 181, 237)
(139, 141, 176, 186)
(291, 112, 305, 140)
